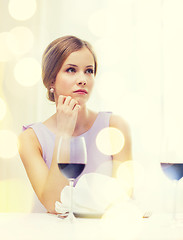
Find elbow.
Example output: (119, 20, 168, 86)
(47, 207, 57, 214)
(40, 193, 58, 214)
(45, 201, 57, 214)
(43, 201, 58, 214)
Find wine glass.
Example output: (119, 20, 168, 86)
(160, 138, 183, 226)
(57, 136, 87, 222)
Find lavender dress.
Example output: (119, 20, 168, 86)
(23, 111, 113, 212)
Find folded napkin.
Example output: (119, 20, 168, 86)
(55, 173, 129, 214)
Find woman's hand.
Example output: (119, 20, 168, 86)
(56, 95, 80, 136)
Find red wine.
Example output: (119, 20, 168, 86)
(161, 163, 183, 181)
(58, 163, 85, 179)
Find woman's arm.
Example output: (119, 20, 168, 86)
(18, 95, 80, 213)
(18, 129, 68, 213)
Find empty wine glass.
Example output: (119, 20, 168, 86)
(57, 136, 87, 222)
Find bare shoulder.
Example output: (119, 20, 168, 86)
(19, 128, 37, 143)
(18, 128, 42, 157)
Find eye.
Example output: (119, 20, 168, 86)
(66, 67, 76, 73)
(86, 68, 94, 74)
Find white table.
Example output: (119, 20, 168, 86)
(0, 213, 183, 240)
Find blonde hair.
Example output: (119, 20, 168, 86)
(42, 35, 97, 102)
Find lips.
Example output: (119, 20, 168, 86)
(73, 89, 88, 94)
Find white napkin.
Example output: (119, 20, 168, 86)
(55, 173, 129, 214)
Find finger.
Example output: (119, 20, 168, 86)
(73, 104, 81, 113)
(70, 99, 78, 110)
(64, 96, 72, 105)
(58, 95, 66, 104)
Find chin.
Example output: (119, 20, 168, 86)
(75, 96, 89, 106)
(77, 100, 86, 106)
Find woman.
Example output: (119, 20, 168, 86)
(18, 35, 132, 213)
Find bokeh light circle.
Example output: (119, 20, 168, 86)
(116, 160, 134, 195)
(7, 26, 34, 55)
(0, 130, 18, 158)
(14, 57, 41, 87)
(116, 160, 145, 195)
(8, 0, 37, 21)
(0, 98, 7, 120)
(0, 32, 14, 62)
(96, 127, 125, 155)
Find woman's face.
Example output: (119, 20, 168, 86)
(53, 47, 95, 106)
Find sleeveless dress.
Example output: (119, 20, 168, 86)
(23, 111, 113, 212)
(23, 112, 113, 177)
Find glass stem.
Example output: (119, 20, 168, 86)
(172, 180, 178, 221)
(69, 179, 74, 218)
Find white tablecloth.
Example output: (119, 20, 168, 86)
(0, 213, 183, 240)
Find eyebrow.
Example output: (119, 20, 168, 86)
(66, 64, 94, 68)
(66, 64, 78, 67)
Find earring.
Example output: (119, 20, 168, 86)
(49, 87, 54, 93)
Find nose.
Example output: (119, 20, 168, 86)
(76, 73, 87, 86)
(78, 81, 86, 86)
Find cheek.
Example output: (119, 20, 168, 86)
(89, 78, 94, 90)
(55, 75, 72, 92)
